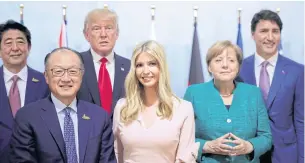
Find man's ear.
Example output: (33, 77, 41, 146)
(251, 32, 255, 40)
(44, 71, 49, 85)
(83, 28, 90, 42)
(27, 45, 31, 57)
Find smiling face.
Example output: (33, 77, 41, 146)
(135, 52, 160, 90)
(44, 50, 83, 102)
(208, 47, 239, 82)
(252, 20, 281, 59)
(0, 29, 30, 70)
(84, 12, 118, 56)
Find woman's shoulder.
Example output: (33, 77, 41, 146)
(172, 97, 194, 114)
(116, 98, 126, 108)
(185, 82, 213, 97)
(113, 98, 127, 117)
(236, 82, 260, 92)
(187, 82, 210, 90)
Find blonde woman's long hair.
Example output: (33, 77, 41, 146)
(120, 40, 177, 124)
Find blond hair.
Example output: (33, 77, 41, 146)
(206, 40, 243, 75)
(120, 40, 178, 124)
(83, 8, 119, 33)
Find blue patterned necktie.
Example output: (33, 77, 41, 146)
(64, 107, 78, 163)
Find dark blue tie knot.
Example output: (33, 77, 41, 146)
(64, 107, 72, 116)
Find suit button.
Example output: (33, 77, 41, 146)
(227, 119, 232, 123)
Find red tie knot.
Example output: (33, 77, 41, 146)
(100, 57, 108, 65)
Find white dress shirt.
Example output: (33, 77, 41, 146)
(91, 49, 115, 90)
(4, 66, 28, 107)
(254, 52, 278, 86)
(51, 94, 79, 163)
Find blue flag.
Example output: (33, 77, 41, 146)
(236, 22, 243, 52)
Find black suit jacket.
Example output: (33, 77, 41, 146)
(0, 66, 49, 163)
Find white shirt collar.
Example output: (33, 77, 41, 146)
(51, 93, 77, 114)
(254, 52, 278, 67)
(90, 48, 114, 64)
(3, 66, 28, 83)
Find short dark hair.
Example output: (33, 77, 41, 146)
(251, 9, 283, 33)
(44, 47, 84, 69)
(0, 19, 31, 47)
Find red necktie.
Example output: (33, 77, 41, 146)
(98, 58, 112, 113)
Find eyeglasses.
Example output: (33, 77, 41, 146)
(50, 67, 84, 77)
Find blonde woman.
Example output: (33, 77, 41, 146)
(113, 40, 198, 163)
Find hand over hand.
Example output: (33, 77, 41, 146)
(203, 133, 234, 155)
(229, 133, 254, 156)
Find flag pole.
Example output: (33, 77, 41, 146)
(150, 5, 156, 40)
(276, 8, 280, 14)
(59, 5, 68, 48)
(62, 5, 67, 21)
(193, 6, 198, 24)
(20, 4, 24, 24)
(238, 8, 242, 24)
(151, 5, 155, 21)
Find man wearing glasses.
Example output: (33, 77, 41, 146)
(9, 47, 116, 163)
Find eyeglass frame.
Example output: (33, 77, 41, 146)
(48, 67, 84, 77)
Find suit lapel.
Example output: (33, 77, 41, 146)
(77, 101, 91, 163)
(0, 66, 14, 129)
(242, 55, 257, 85)
(267, 55, 286, 108)
(112, 53, 126, 110)
(24, 67, 39, 105)
(40, 97, 67, 162)
(83, 50, 101, 106)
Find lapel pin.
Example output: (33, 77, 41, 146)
(282, 70, 286, 75)
(121, 67, 124, 71)
(82, 114, 90, 120)
(32, 77, 39, 82)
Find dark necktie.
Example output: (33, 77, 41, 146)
(64, 107, 78, 163)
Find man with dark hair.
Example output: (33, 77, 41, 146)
(9, 47, 116, 163)
(0, 20, 49, 162)
(240, 9, 304, 163)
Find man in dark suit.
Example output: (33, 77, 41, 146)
(0, 20, 49, 162)
(9, 47, 116, 163)
(78, 8, 130, 115)
(240, 10, 304, 163)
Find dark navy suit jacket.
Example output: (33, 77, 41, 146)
(9, 97, 116, 163)
(77, 50, 130, 115)
(0, 66, 49, 162)
(240, 54, 304, 163)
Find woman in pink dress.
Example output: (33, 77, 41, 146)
(113, 40, 198, 163)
